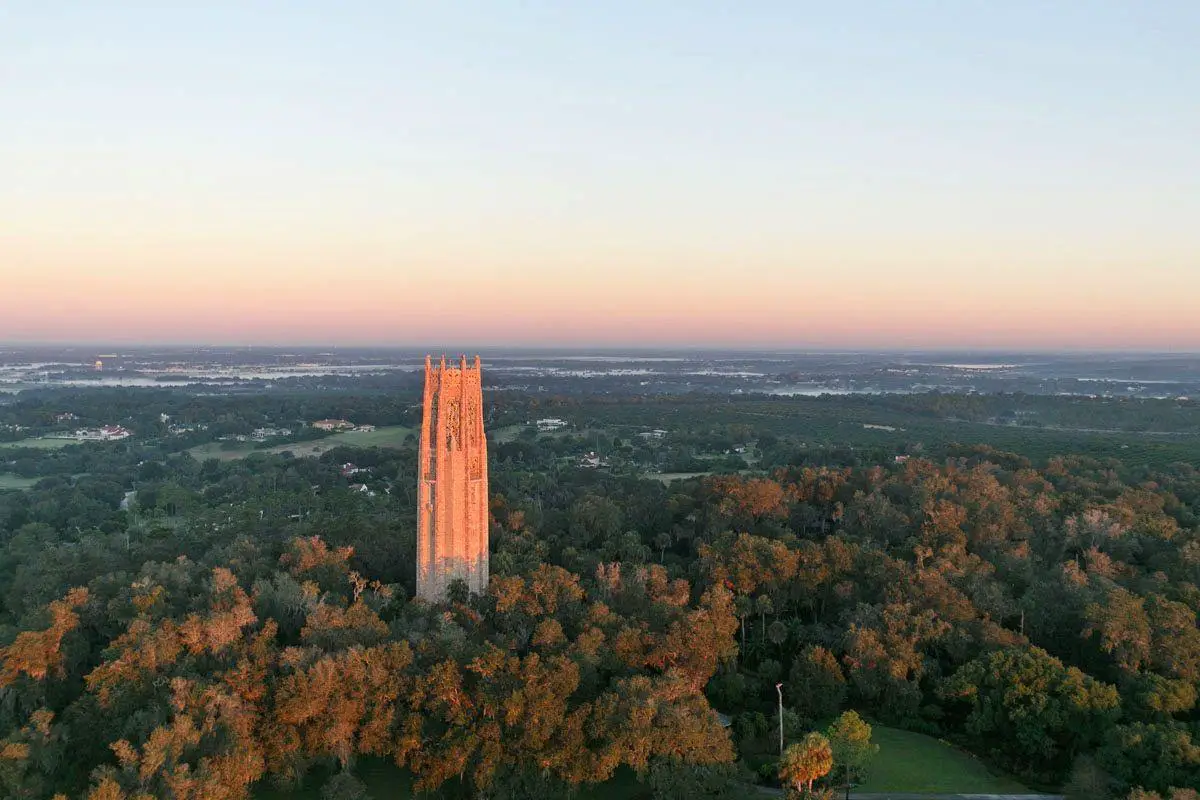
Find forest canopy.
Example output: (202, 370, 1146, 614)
(2, 387, 1199, 799)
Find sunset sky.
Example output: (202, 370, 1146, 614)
(2, 2, 1198, 349)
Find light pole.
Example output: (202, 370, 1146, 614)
(775, 682, 784, 754)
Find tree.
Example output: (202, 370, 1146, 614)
(734, 595, 752, 651)
(644, 758, 742, 800)
(1083, 587, 1151, 673)
(1097, 723, 1200, 796)
(941, 646, 1120, 781)
(322, 771, 370, 800)
(778, 733, 833, 796)
(756, 594, 775, 640)
(825, 711, 877, 789)
(655, 532, 672, 563)
(788, 646, 847, 722)
(1063, 755, 1115, 800)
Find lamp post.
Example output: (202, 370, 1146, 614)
(775, 682, 784, 754)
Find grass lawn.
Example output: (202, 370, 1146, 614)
(190, 426, 416, 461)
(857, 725, 1033, 794)
(0, 437, 80, 450)
(0, 473, 39, 490)
(491, 424, 606, 444)
(490, 424, 525, 443)
(649, 471, 713, 483)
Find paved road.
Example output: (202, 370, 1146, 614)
(849, 795, 1063, 800)
(752, 788, 1061, 800)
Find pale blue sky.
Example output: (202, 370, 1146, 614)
(2, 2, 1198, 347)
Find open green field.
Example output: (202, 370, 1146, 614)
(562, 396, 1200, 470)
(490, 424, 609, 444)
(189, 426, 416, 462)
(0, 473, 39, 490)
(0, 436, 80, 450)
(650, 471, 713, 483)
(251, 731, 1033, 799)
(857, 725, 1032, 794)
(491, 424, 525, 443)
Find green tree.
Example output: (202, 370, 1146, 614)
(644, 758, 742, 800)
(756, 594, 775, 641)
(322, 771, 370, 800)
(767, 620, 789, 647)
(1063, 755, 1115, 800)
(825, 711, 877, 789)
(1097, 723, 1200, 796)
(788, 645, 847, 722)
(941, 646, 1120, 780)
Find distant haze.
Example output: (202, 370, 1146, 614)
(3, 3, 1198, 348)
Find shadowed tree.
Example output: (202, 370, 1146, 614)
(788, 645, 847, 723)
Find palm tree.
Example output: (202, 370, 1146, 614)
(768, 620, 788, 648)
(655, 531, 672, 562)
(734, 595, 752, 651)
(756, 594, 775, 641)
(778, 733, 833, 796)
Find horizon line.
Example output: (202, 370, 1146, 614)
(2, 341, 1200, 357)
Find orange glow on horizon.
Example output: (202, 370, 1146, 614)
(4, 209, 1198, 350)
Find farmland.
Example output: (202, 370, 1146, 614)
(0, 473, 39, 490)
(187, 425, 416, 461)
(0, 436, 81, 450)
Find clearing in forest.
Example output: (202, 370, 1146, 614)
(188, 425, 415, 461)
(0, 436, 80, 450)
(0, 473, 39, 490)
(857, 725, 1034, 794)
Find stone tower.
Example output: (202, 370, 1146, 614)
(416, 355, 489, 601)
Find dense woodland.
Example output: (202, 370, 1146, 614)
(1, 388, 1199, 799)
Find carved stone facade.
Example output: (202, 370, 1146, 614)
(416, 355, 489, 601)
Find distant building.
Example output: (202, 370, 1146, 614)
(355, 424, 377, 432)
(54, 425, 132, 442)
(312, 419, 354, 431)
(637, 429, 668, 440)
(894, 455, 910, 464)
(578, 451, 605, 469)
(53, 412, 77, 423)
(251, 427, 292, 441)
(535, 418, 568, 432)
